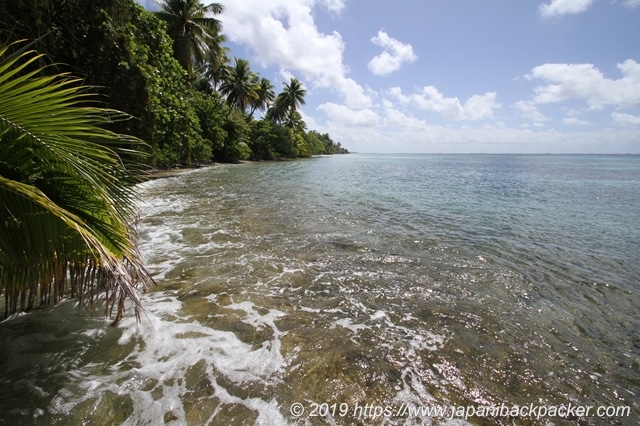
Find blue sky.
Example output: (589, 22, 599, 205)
(140, 0, 640, 153)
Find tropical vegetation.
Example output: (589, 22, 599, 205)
(0, 0, 347, 166)
(0, 0, 348, 319)
(0, 41, 152, 323)
(155, 0, 224, 77)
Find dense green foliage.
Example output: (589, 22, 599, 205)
(0, 42, 152, 321)
(0, 0, 348, 167)
(0, 0, 348, 319)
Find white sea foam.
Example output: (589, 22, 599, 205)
(332, 317, 369, 334)
(391, 367, 474, 425)
(48, 291, 291, 425)
(212, 300, 287, 382)
(138, 223, 186, 279)
(370, 310, 388, 321)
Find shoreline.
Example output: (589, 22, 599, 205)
(139, 154, 340, 181)
(140, 163, 218, 181)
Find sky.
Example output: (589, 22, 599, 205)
(139, 0, 640, 154)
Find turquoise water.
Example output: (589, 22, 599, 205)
(0, 154, 638, 425)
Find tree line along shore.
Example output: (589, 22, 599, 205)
(1, 0, 349, 168)
(1, 0, 349, 321)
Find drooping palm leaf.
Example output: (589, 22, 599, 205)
(267, 78, 307, 126)
(218, 58, 259, 113)
(156, 0, 224, 76)
(248, 78, 276, 118)
(0, 40, 153, 323)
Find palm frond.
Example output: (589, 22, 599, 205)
(0, 41, 153, 324)
(156, 0, 224, 75)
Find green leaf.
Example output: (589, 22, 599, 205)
(0, 41, 152, 323)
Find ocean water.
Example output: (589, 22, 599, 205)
(0, 154, 639, 425)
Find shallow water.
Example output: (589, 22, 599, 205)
(1, 154, 639, 425)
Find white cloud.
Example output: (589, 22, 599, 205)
(621, 0, 640, 7)
(318, 115, 640, 154)
(540, 0, 640, 13)
(389, 86, 500, 121)
(611, 112, 640, 126)
(368, 31, 418, 76)
(391, 86, 462, 118)
(515, 101, 549, 123)
(318, 0, 347, 13)
(563, 117, 591, 126)
(381, 100, 428, 128)
(219, 0, 372, 109)
(335, 78, 373, 110)
(463, 93, 501, 121)
(317, 103, 379, 127)
(525, 59, 640, 109)
(539, 0, 594, 17)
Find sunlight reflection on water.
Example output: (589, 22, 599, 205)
(0, 154, 638, 425)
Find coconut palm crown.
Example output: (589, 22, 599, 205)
(267, 78, 307, 126)
(218, 58, 259, 114)
(249, 77, 276, 118)
(155, 0, 224, 76)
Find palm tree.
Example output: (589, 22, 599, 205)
(0, 41, 152, 323)
(218, 58, 259, 114)
(155, 0, 224, 76)
(280, 77, 307, 113)
(283, 110, 307, 133)
(267, 78, 306, 126)
(201, 33, 230, 90)
(248, 77, 276, 118)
